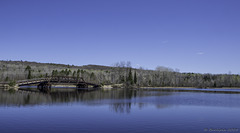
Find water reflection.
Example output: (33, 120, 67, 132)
(1, 88, 240, 133)
(110, 103, 132, 113)
(0, 88, 172, 111)
(1, 88, 240, 113)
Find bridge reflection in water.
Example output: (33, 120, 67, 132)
(0, 89, 172, 113)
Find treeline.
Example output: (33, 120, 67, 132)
(0, 60, 240, 88)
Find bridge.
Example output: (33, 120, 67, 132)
(0, 76, 101, 92)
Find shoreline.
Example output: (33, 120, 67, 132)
(140, 86, 240, 89)
(137, 87, 240, 94)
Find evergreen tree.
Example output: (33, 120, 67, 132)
(119, 75, 125, 83)
(148, 80, 152, 86)
(52, 70, 58, 77)
(5, 76, 9, 81)
(28, 70, 32, 79)
(25, 65, 31, 71)
(73, 71, 76, 77)
(64, 69, 69, 76)
(127, 68, 133, 85)
(134, 71, 137, 84)
(77, 69, 81, 78)
(90, 72, 96, 82)
(55, 70, 58, 76)
(68, 69, 72, 76)
(60, 70, 65, 76)
(81, 70, 85, 77)
(25, 65, 32, 79)
(52, 70, 55, 76)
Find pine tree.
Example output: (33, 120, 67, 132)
(5, 76, 9, 81)
(72, 71, 76, 77)
(28, 70, 32, 79)
(90, 72, 96, 82)
(52, 70, 55, 76)
(134, 71, 137, 84)
(25, 65, 32, 79)
(127, 68, 133, 85)
(77, 69, 80, 78)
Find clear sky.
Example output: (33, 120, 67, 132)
(1, 0, 240, 74)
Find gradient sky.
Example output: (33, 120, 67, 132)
(1, 0, 240, 74)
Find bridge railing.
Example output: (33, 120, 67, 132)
(1, 76, 89, 86)
(17, 78, 48, 83)
(46, 76, 85, 83)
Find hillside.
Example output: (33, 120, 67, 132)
(1, 60, 240, 88)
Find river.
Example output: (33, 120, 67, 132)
(0, 88, 240, 133)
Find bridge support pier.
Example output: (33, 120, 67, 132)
(76, 83, 88, 88)
(37, 82, 52, 92)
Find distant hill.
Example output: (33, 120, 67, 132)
(0, 60, 133, 85)
(1, 60, 240, 88)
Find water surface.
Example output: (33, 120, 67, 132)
(0, 88, 240, 133)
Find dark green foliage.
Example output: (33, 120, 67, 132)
(59, 69, 72, 76)
(72, 71, 76, 77)
(90, 72, 96, 82)
(77, 69, 80, 78)
(119, 75, 125, 83)
(27, 70, 32, 79)
(214, 81, 217, 87)
(8, 80, 16, 87)
(55, 70, 58, 76)
(25, 65, 31, 71)
(5, 76, 9, 81)
(68, 69, 71, 76)
(148, 80, 151, 86)
(52, 70, 58, 76)
(134, 71, 137, 84)
(126, 68, 133, 85)
(52, 70, 55, 76)
(90, 72, 95, 79)
(81, 70, 85, 74)
(25, 65, 32, 79)
(65, 69, 69, 76)
(1, 61, 240, 88)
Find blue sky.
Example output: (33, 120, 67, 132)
(1, 0, 240, 74)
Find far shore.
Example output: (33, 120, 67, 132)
(102, 84, 240, 90)
(140, 86, 240, 89)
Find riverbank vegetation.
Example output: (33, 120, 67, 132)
(1, 60, 240, 88)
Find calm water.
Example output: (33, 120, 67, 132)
(0, 88, 240, 133)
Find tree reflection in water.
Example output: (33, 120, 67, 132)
(0, 88, 173, 113)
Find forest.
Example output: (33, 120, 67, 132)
(1, 60, 240, 88)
